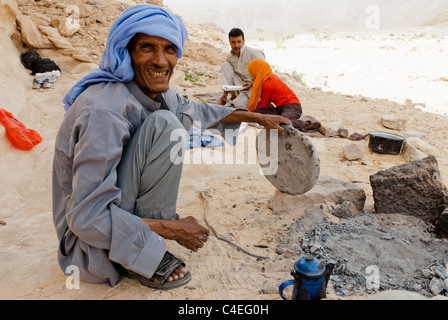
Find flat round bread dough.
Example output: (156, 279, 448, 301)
(257, 124, 320, 195)
(222, 85, 245, 92)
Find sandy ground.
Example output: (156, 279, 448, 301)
(1, 0, 448, 301)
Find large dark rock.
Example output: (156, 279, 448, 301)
(370, 156, 448, 224)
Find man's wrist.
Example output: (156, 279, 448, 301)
(143, 218, 177, 240)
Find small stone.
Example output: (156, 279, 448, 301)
(332, 201, 357, 219)
(403, 130, 426, 140)
(433, 266, 447, 279)
(381, 115, 407, 131)
(338, 129, 349, 138)
(343, 143, 364, 161)
(429, 278, 446, 295)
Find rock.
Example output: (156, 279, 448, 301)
(195, 81, 207, 87)
(85, 0, 106, 7)
(70, 62, 98, 75)
(332, 200, 358, 219)
(433, 266, 447, 279)
(269, 176, 366, 213)
(192, 67, 207, 76)
(37, 25, 71, 49)
(171, 69, 186, 86)
(77, 3, 92, 19)
(51, 16, 81, 37)
(429, 278, 446, 295)
(71, 53, 93, 63)
(370, 156, 448, 224)
(343, 143, 364, 161)
(422, 268, 434, 279)
(16, 14, 53, 49)
(404, 130, 426, 140)
(1, 0, 18, 28)
(27, 12, 51, 26)
(60, 48, 93, 62)
(403, 140, 429, 163)
(338, 128, 349, 138)
(260, 124, 320, 195)
(403, 137, 437, 163)
(348, 132, 365, 141)
(381, 115, 407, 131)
(181, 81, 194, 88)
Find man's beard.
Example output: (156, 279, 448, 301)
(147, 87, 168, 95)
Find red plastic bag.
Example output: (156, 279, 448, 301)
(0, 108, 42, 151)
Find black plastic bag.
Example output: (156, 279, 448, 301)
(20, 49, 41, 71)
(20, 49, 61, 75)
(31, 58, 61, 75)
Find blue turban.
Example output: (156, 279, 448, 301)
(62, 4, 188, 111)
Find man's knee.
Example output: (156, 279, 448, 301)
(143, 110, 190, 134)
(147, 110, 181, 127)
(233, 93, 249, 109)
(221, 62, 235, 85)
(221, 61, 233, 74)
(146, 110, 190, 148)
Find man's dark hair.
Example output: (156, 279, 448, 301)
(229, 28, 244, 40)
(127, 35, 138, 51)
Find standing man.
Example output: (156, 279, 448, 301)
(53, 5, 290, 290)
(221, 28, 265, 109)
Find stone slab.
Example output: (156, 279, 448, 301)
(257, 124, 320, 195)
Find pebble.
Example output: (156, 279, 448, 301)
(430, 278, 446, 295)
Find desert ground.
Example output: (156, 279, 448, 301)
(0, 0, 447, 301)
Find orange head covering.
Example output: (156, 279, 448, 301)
(248, 59, 273, 112)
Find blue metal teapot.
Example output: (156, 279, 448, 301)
(279, 255, 334, 300)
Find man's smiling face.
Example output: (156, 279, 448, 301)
(129, 33, 178, 98)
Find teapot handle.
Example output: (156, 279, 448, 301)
(279, 280, 296, 300)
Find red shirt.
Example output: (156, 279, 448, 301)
(258, 75, 301, 108)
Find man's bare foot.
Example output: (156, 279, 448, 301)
(166, 266, 189, 283)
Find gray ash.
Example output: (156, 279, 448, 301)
(276, 206, 448, 297)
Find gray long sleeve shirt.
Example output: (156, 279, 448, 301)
(52, 81, 238, 285)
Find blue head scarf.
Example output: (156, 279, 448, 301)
(62, 4, 188, 111)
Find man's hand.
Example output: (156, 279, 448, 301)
(143, 216, 210, 252)
(221, 91, 238, 105)
(220, 92, 229, 105)
(258, 114, 291, 134)
(172, 217, 210, 252)
(242, 82, 253, 91)
(221, 110, 291, 135)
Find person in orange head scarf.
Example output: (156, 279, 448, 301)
(248, 59, 325, 134)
